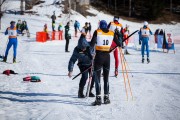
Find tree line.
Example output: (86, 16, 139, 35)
(91, 0, 180, 20)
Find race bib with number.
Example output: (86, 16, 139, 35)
(8, 27, 17, 38)
(141, 28, 150, 36)
(96, 30, 114, 51)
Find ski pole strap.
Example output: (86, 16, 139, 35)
(72, 65, 92, 80)
(109, 30, 139, 53)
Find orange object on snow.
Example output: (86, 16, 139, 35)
(36, 32, 47, 42)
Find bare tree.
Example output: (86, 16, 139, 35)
(129, 0, 131, 17)
(20, 0, 25, 15)
(170, 0, 172, 13)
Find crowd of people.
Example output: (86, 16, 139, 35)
(2, 12, 173, 106)
(66, 15, 162, 106)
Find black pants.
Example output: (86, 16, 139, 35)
(65, 38, 69, 51)
(93, 51, 110, 95)
(79, 66, 94, 90)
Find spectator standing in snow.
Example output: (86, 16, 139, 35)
(58, 23, 63, 31)
(21, 21, 29, 37)
(88, 22, 92, 38)
(81, 22, 89, 36)
(74, 20, 80, 37)
(44, 24, 48, 32)
(16, 20, 22, 35)
(123, 24, 130, 54)
(65, 22, 71, 52)
(139, 21, 153, 63)
(52, 21, 55, 31)
(51, 11, 56, 31)
(3, 21, 18, 63)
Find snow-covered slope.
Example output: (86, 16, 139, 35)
(0, 0, 180, 120)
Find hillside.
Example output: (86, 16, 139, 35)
(0, 0, 180, 120)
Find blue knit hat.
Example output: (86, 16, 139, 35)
(99, 20, 107, 29)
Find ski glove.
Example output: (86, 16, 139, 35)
(68, 72, 73, 78)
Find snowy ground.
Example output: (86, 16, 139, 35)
(0, 0, 180, 120)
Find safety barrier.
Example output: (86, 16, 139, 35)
(36, 31, 63, 42)
(36, 32, 47, 42)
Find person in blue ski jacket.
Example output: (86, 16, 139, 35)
(68, 35, 95, 98)
(139, 21, 153, 63)
(3, 21, 18, 63)
(74, 20, 80, 37)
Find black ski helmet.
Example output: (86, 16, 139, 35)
(10, 21, 15, 24)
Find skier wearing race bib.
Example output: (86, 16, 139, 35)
(3, 21, 18, 63)
(107, 16, 124, 77)
(139, 21, 153, 63)
(123, 24, 130, 54)
(90, 20, 122, 106)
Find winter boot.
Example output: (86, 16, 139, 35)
(114, 68, 118, 77)
(92, 96, 102, 106)
(13, 58, 16, 63)
(142, 57, 144, 63)
(104, 94, 110, 104)
(147, 58, 150, 63)
(78, 87, 85, 98)
(3, 56, 7, 62)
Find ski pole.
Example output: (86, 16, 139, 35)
(119, 47, 128, 100)
(120, 48, 133, 100)
(86, 54, 95, 97)
(72, 65, 92, 80)
(109, 30, 139, 53)
(122, 53, 133, 77)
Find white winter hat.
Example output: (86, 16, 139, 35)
(144, 21, 148, 26)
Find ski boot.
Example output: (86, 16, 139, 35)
(3, 56, 7, 62)
(142, 57, 144, 63)
(104, 94, 110, 104)
(114, 68, 118, 77)
(78, 87, 85, 98)
(92, 96, 102, 106)
(147, 58, 150, 64)
(13, 58, 16, 63)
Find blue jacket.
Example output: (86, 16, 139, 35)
(68, 37, 94, 72)
(74, 21, 80, 28)
(139, 26, 153, 41)
(5, 25, 18, 40)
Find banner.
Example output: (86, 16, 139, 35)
(157, 35, 163, 48)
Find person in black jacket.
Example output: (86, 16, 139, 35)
(90, 20, 122, 106)
(64, 22, 71, 52)
(68, 36, 95, 98)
